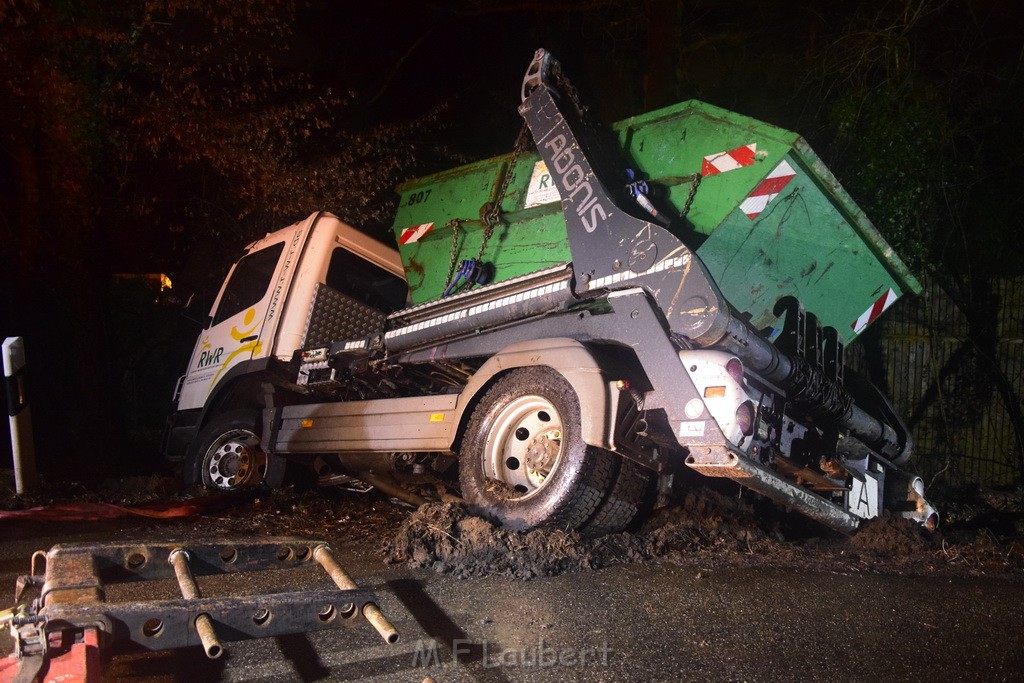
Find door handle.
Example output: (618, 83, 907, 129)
(239, 335, 258, 343)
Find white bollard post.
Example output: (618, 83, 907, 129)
(3, 337, 38, 494)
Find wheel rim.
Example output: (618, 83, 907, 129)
(202, 428, 268, 490)
(483, 395, 564, 500)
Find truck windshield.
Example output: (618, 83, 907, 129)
(325, 248, 407, 313)
(211, 243, 284, 326)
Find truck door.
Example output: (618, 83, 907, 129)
(177, 223, 310, 411)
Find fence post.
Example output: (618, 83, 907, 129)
(3, 337, 39, 494)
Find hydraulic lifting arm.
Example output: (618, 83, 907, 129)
(518, 49, 913, 469)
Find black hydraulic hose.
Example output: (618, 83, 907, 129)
(717, 314, 903, 459)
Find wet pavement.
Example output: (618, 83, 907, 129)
(2, 511, 1021, 682)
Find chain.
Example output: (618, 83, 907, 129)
(446, 125, 532, 285)
(552, 59, 702, 221)
(550, 61, 587, 117)
(548, 57, 629, 203)
(445, 219, 462, 284)
(479, 125, 531, 258)
(680, 172, 701, 218)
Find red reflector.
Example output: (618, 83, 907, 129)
(735, 401, 755, 436)
(726, 358, 744, 384)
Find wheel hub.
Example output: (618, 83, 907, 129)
(484, 395, 564, 499)
(205, 432, 267, 490)
(524, 429, 561, 471)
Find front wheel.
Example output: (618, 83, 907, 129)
(183, 410, 286, 491)
(459, 367, 618, 532)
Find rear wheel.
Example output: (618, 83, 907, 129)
(459, 367, 617, 532)
(583, 457, 655, 537)
(184, 410, 286, 491)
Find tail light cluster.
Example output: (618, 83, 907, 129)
(726, 358, 756, 436)
(726, 357, 744, 384)
(735, 400, 755, 436)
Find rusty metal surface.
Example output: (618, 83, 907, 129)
(43, 537, 329, 586)
(773, 454, 848, 492)
(168, 548, 223, 658)
(41, 588, 377, 652)
(685, 447, 860, 534)
(40, 550, 102, 608)
(10, 536, 398, 672)
(313, 544, 399, 645)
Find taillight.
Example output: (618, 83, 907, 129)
(726, 358, 744, 384)
(735, 401, 755, 436)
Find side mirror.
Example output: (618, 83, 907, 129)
(181, 293, 213, 328)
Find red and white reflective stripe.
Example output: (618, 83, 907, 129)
(738, 160, 796, 219)
(852, 288, 898, 334)
(701, 143, 757, 176)
(398, 222, 434, 245)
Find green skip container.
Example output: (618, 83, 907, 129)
(390, 100, 920, 343)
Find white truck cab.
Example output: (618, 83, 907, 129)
(163, 212, 406, 479)
(175, 212, 405, 413)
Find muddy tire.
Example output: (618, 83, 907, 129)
(459, 367, 617, 532)
(183, 410, 286, 491)
(583, 457, 655, 537)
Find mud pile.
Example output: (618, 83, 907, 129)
(385, 503, 590, 579)
(386, 488, 779, 579)
(847, 512, 938, 555)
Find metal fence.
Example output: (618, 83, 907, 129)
(846, 276, 1024, 489)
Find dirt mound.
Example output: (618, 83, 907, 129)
(385, 502, 592, 579)
(847, 512, 939, 555)
(385, 486, 1024, 579)
(386, 488, 777, 579)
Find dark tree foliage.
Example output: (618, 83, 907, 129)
(804, 0, 1023, 280)
(102, 2, 448, 241)
(1, 0, 113, 475)
(802, 1, 1024, 483)
(0, 0, 448, 476)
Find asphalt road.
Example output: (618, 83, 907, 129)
(2, 516, 1021, 682)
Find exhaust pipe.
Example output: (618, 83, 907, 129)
(885, 472, 939, 531)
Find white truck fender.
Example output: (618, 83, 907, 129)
(453, 337, 621, 451)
